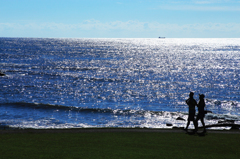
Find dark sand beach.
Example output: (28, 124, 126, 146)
(1, 127, 239, 159)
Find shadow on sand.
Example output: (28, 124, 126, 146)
(185, 130, 207, 137)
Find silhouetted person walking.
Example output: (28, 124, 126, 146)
(195, 94, 206, 133)
(185, 92, 197, 131)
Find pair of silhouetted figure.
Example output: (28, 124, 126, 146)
(185, 92, 206, 133)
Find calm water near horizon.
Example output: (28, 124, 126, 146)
(0, 38, 240, 129)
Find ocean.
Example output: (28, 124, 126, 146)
(0, 38, 240, 129)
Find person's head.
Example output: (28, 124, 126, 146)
(189, 92, 194, 98)
(199, 94, 205, 100)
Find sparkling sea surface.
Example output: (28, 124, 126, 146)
(0, 38, 240, 129)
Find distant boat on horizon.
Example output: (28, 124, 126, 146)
(158, 37, 165, 39)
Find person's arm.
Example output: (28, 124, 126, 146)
(194, 100, 198, 106)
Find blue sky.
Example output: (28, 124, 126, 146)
(0, 0, 240, 38)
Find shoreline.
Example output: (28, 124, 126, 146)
(1, 127, 240, 134)
(1, 122, 239, 134)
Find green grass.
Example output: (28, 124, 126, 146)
(0, 131, 239, 159)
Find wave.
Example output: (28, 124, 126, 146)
(0, 102, 111, 113)
(0, 102, 184, 117)
(1, 102, 239, 121)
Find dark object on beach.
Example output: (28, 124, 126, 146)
(176, 117, 185, 121)
(0, 71, 5, 76)
(231, 124, 240, 130)
(204, 110, 212, 114)
(198, 123, 240, 129)
(166, 123, 173, 126)
(158, 37, 165, 39)
(0, 123, 10, 130)
(172, 126, 181, 129)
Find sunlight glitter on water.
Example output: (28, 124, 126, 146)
(1, 38, 240, 129)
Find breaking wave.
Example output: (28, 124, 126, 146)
(1, 102, 239, 121)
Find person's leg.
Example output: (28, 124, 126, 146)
(201, 118, 206, 132)
(185, 120, 190, 130)
(194, 119, 198, 132)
